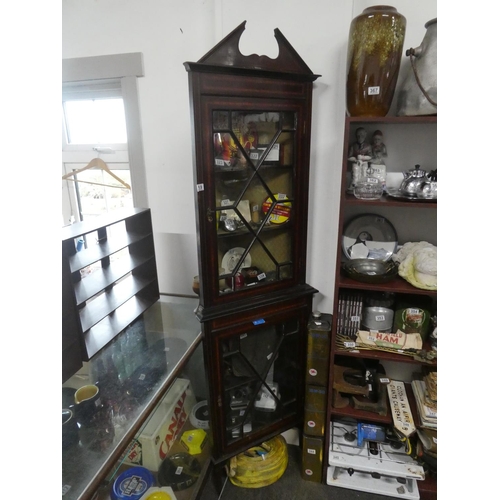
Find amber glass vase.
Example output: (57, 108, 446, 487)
(346, 5, 406, 117)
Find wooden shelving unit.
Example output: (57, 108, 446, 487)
(62, 208, 159, 382)
(323, 115, 438, 499)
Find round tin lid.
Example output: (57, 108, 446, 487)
(111, 467, 155, 500)
(262, 194, 291, 224)
(189, 400, 210, 430)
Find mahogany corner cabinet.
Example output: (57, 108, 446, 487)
(184, 21, 321, 465)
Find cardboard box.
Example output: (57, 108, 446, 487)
(124, 378, 196, 471)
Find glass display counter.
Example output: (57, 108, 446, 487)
(62, 295, 207, 500)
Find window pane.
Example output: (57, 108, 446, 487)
(63, 98, 128, 144)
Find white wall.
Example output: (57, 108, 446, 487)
(62, 0, 437, 315)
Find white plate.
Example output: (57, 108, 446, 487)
(221, 247, 252, 274)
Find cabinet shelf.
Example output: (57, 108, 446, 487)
(215, 162, 293, 173)
(343, 193, 437, 209)
(333, 337, 437, 366)
(338, 273, 437, 296)
(74, 253, 156, 306)
(346, 115, 437, 125)
(216, 221, 293, 238)
(79, 273, 157, 332)
(67, 231, 152, 274)
(331, 381, 423, 429)
(84, 291, 158, 359)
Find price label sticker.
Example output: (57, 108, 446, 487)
(257, 273, 266, 280)
(175, 466, 184, 475)
(379, 377, 390, 384)
(368, 86, 380, 95)
(221, 198, 231, 206)
(375, 315, 385, 321)
(344, 341, 356, 348)
(196, 183, 204, 192)
(351, 315, 360, 322)
(240, 333, 248, 339)
(307, 448, 316, 455)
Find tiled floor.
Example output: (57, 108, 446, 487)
(200, 444, 398, 500)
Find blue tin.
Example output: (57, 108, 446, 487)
(111, 466, 155, 500)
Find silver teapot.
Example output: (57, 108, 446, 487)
(417, 169, 437, 199)
(399, 165, 436, 198)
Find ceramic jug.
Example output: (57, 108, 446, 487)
(397, 18, 437, 116)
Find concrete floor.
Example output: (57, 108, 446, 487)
(199, 444, 401, 500)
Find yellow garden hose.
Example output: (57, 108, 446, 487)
(226, 435, 288, 488)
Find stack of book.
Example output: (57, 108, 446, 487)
(412, 371, 437, 477)
(411, 374, 437, 429)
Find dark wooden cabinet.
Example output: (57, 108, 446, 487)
(323, 115, 437, 499)
(62, 208, 159, 382)
(184, 21, 319, 463)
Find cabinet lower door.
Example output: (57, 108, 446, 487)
(206, 301, 310, 461)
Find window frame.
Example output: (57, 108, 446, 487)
(62, 53, 148, 207)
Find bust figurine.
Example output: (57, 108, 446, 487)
(370, 130, 387, 165)
(369, 130, 388, 187)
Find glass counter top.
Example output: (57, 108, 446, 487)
(62, 295, 201, 500)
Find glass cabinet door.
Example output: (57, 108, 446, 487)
(217, 315, 301, 448)
(211, 109, 297, 295)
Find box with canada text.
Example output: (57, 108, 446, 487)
(124, 378, 196, 471)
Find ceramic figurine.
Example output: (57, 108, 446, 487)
(370, 130, 387, 165)
(369, 129, 387, 187)
(348, 127, 372, 159)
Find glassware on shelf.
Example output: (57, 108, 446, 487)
(353, 166, 384, 200)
